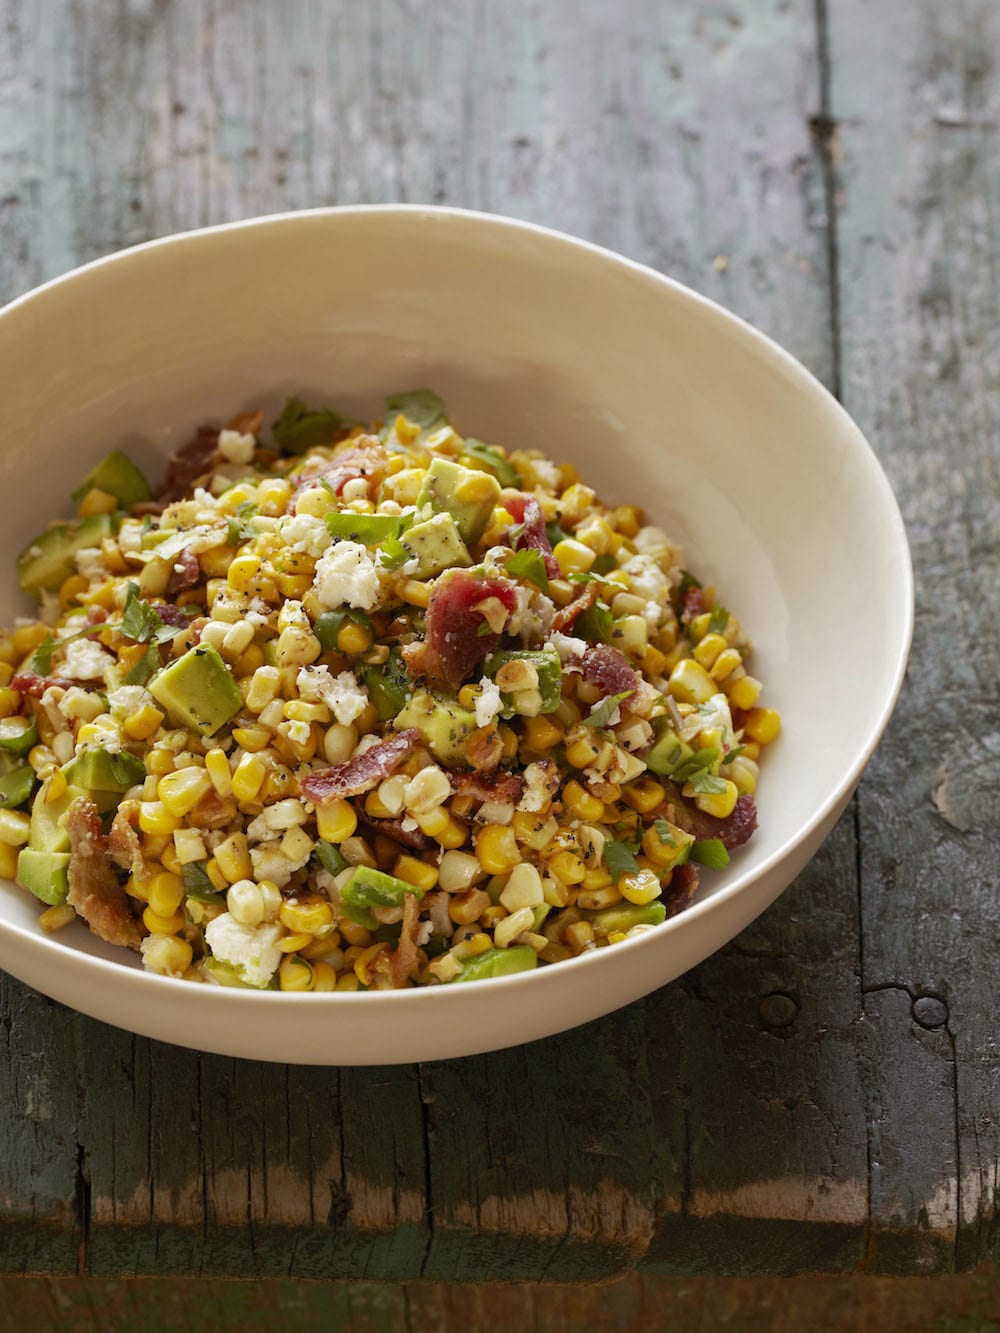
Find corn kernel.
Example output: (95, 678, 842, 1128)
(692, 778, 739, 819)
(201, 748, 232, 799)
(710, 647, 742, 682)
(511, 811, 559, 851)
(668, 659, 716, 705)
(499, 863, 544, 912)
(157, 767, 212, 817)
(564, 727, 602, 769)
(562, 780, 604, 822)
(0, 688, 21, 720)
(413, 806, 450, 838)
(231, 752, 267, 803)
(147, 871, 185, 917)
(312, 961, 337, 991)
(475, 824, 521, 875)
(622, 776, 665, 815)
(142, 935, 193, 975)
(563, 920, 595, 954)
(280, 899, 333, 935)
(315, 798, 358, 844)
(552, 539, 596, 577)
(0, 842, 18, 879)
(620, 868, 662, 906)
(227, 879, 265, 927)
(522, 715, 564, 751)
(744, 707, 781, 745)
(434, 813, 468, 850)
(213, 832, 252, 884)
(729, 674, 763, 711)
(145, 748, 175, 777)
(494, 906, 535, 949)
(548, 851, 586, 885)
(123, 703, 165, 741)
(394, 855, 439, 892)
(400, 579, 432, 608)
(39, 903, 76, 933)
(278, 931, 314, 954)
(138, 801, 181, 836)
(279, 955, 315, 991)
(45, 767, 68, 804)
(448, 888, 491, 926)
(337, 622, 371, 655)
(693, 633, 727, 670)
(142, 906, 185, 935)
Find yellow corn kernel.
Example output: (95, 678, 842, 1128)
(522, 715, 564, 751)
(231, 725, 270, 753)
(552, 539, 596, 578)
(563, 920, 595, 954)
(622, 777, 665, 815)
(497, 725, 519, 763)
(280, 899, 334, 935)
(668, 659, 716, 705)
(315, 798, 358, 844)
(279, 955, 315, 991)
(574, 516, 615, 554)
(244, 666, 281, 714)
(641, 645, 669, 678)
(558, 484, 597, 525)
(449, 888, 491, 926)
(0, 664, 10, 688)
(142, 935, 193, 975)
(278, 931, 314, 954)
(312, 961, 337, 992)
(0, 689, 21, 720)
(336, 974, 361, 991)
(12, 623, 48, 656)
(580, 866, 614, 891)
(146, 871, 185, 918)
(39, 903, 76, 933)
(338, 920, 372, 948)
(693, 778, 739, 819)
(413, 806, 450, 839)
(44, 767, 68, 804)
(231, 752, 267, 802)
(400, 579, 432, 608)
(157, 767, 212, 817)
(203, 747, 233, 798)
(364, 790, 394, 820)
(256, 478, 291, 515)
(201, 858, 227, 893)
(0, 842, 18, 879)
(227, 554, 261, 593)
(475, 824, 521, 875)
(710, 647, 742, 682)
(275, 572, 313, 600)
(337, 622, 372, 655)
(434, 814, 468, 850)
(564, 728, 602, 769)
(145, 749, 175, 777)
(394, 855, 439, 892)
(562, 780, 604, 822)
(76, 486, 117, 516)
(138, 801, 182, 836)
(728, 674, 763, 711)
(213, 832, 252, 884)
(457, 684, 480, 710)
(744, 706, 781, 744)
(123, 703, 164, 741)
(58, 573, 89, 608)
(693, 633, 728, 670)
(160, 842, 182, 875)
(142, 906, 185, 935)
(548, 851, 586, 885)
(353, 943, 386, 987)
(620, 868, 663, 906)
(727, 756, 759, 795)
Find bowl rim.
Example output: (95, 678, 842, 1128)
(0, 204, 915, 1012)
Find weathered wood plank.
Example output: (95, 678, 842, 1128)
(828, 0, 1000, 1273)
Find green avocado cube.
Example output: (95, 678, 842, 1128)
(61, 748, 146, 794)
(396, 692, 478, 765)
(16, 514, 114, 600)
(0, 715, 38, 756)
(148, 643, 243, 737)
(399, 512, 472, 578)
(416, 456, 501, 545)
(360, 649, 412, 721)
(483, 649, 563, 715)
(644, 723, 697, 777)
(340, 865, 426, 931)
(0, 763, 36, 811)
(71, 450, 151, 506)
(447, 945, 538, 983)
(585, 901, 667, 936)
(16, 849, 72, 905)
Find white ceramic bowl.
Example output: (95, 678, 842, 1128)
(0, 208, 912, 1064)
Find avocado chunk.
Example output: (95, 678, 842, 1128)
(416, 456, 501, 545)
(360, 649, 412, 721)
(483, 649, 562, 715)
(340, 865, 426, 931)
(396, 691, 478, 765)
(398, 512, 472, 579)
(61, 747, 146, 794)
(325, 512, 402, 545)
(204, 957, 279, 990)
(16, 513, 114, 600)
(71, 450, 151, 507)
(0, 715, 38, 756)
(16, 849, 72, 905)
(27, 780, 117, 855)
(0, 763, 36, 810)
(585, 901, 667, 936)
(148, 643, 242, 736)
(447, 944, 538, 983)
(644, 722, 697, 777)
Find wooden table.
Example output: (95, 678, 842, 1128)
(0, 0, 996, 1287)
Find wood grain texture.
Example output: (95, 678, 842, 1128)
(0, 0, 994, 1280)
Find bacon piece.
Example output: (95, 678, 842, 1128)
(85, 606, 108, 625)
(666, 786, 758, 851)
(166, 547, 200, 596)
(451, 769, 525, 805)
(505, 493, 560, 578)
(158, 424, 220, 501)
(289, 440, 390, 509)
(302, 729, 423, 804)
(11, 673, 75, 698)
(403, 571, 518, 690)
(108, 800, 146, 882)
(66, 798, 142, 951)
(552, 579, 600, 632)
(386, 890, 422, 989)
(153, 601, 193, 628)
(580, 644, 639, 699)
(361, 816, 430, 852)
(132, 501, 164, 518)
(681, 586, 704, 625)
(664, 861, 700, 916)
(463, 726, 504, 773)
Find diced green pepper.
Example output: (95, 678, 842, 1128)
(325, 512, 403, 544)
(314, 609, 373, 653)
(0, 716, 38, 756)
(483, 649, 562, 715)
(315, 840, 348, 875)
(360, 649, 412, 721)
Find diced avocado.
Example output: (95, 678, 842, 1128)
(396, 691, 478, 765)
(360, 649, 412, 721)
(16, 514, 114, 600)
(647, 820, 693, 871)
(0, 715, 38, 756)
(16, 849, 72, 905)
(585, 901, 667, 935)
(27, 780, 116, 855)
(61, 747, 146, 794)
(0, 763, 36, 810)
(447, 945, 538, 983)
(398, 512, 472, 578)
(416, 456, 501, 545)
(483, 649, 563, 715)
(71, 450, 151, 507)
(148, 643, 242, 736)
(340, 865, 426, 931)
(314, 609, 373, 653)
(204, 958, 279, 990)
(325, 512, 402, 544)
(644, 723, 697, 777)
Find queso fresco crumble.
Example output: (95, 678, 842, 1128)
(0, 390, 780, 991)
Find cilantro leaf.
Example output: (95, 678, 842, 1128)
(121, 583, 166, 643)
(654, 817, 677, 847)
(604, 839, 641, 885)
(545, 520, 570, 548)
(722, 745, 746, 766)
(123, 644, 162, 687)
(182, 861, 220, 902)
(575, 603, 614, 644)
(463, 438, 519, 487)
(691, 838, 730, 870)
(505, 548, 549, 593)
(568, 570, 614, 586)
(707, 604, 730, 635)
(30, 634, 56, 675)
(582, 690, 633, 730)
(272, 398, 347, 454)
(383, 389, 447, 432)
(670, 747, 720, 783)
(678, 570, 702, 597)
(689, 769, 729, 795)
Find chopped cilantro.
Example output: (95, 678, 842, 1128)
(707, 604, 730, 635)
(591, 553, 618, 576)
(689, 769, 729, 796)
(505, 547, 549, 593)
(575, 603, 614, 644)
(678, 570, 702, 597)
(122, 644, 162, 687)
(582, 690, 633, 730)
(120, 583, 176, 645)
(604, 838, 641, 884)
(272, 398, 348, 454)
(181, 862, 220, 901)
(30, 634, 55, 675)
(654, 817, 677, 847)
(463, 438, 519, 487)
(722, 745, 746, 766)
(545, 520, 570, 548)
(670, 747, 720, 784)
(379, 536, 411, 571)
(691, 838, 730, 870)
(383, 388, 446, 432)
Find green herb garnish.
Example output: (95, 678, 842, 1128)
(582, 691, 633, 730)
(272, 398, 347, 454)
(505, 548, 550, 593)
(383, 389, 446, 432)
(707, 604, 730, 635)
(691, 838, 730, 870)
(120, 583, 176, 645)
(604, 839, 641, 885)
(463, 438, 519, 487)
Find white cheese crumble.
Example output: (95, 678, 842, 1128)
(549, 632, 587, 664)
(74, 547, 107, 581)
(106, 686, 154, 720)
(249, 841, 306, 889)
(61, 639, 114, 681)
(217, 429, 256, 464)
(531, 458, 562, 491)
(474, 677, 504, 728)
(204, 915, 284, 987)
(280, 513, 332, 558)
(313, 541, 381, 611)
(621, 553, 671, 607)
(508, 586, 554, 644)
(296, 666, 369, 726)
(519, 762, 554, 812)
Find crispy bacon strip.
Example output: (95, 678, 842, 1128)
(505, 493, 560, 578)
(289, 440, 390, 509)
(107, 800, 146, 883)
(361, 816, 430, 852)
(552, 580, 600, 633)
(302, 729, 423, 804)
(451, 769, 525, 805)
(66, 798, 142, 951)
(158, 424, 219, 501)
(166, 547, 200, 595)
(403, 571, 518, 690)
(387, 891, 422, 989)
(11, 672, 74, 698)
(580, 644, 639, 699)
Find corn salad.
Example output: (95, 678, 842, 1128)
(2, 389, 780, 990)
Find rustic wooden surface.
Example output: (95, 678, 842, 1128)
(0, 0, 996, 1286)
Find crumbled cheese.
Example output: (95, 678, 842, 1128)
(74, 547, 107, 581)
(509, 586, 554, 643)
(634, 525, 673, 555)
(481, 546, 512, 580)
(61, 639, 114, 681)
(474, 677, 504, 728)
(295, 666, 369, 725)
(531, 458, 562, 491)
(249, 841, 307, 889)
(280, 514, 331, 558)
(519, 762, 554, 812)
(313, 541, 381, 611)
(217, 429, 256, 464)
(204, 914, 284, 987)
(643, 599, 664, 630)
(415, 920, 433, 948)
(549, 632, 587, 663)
(622, 553, 671, 607)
